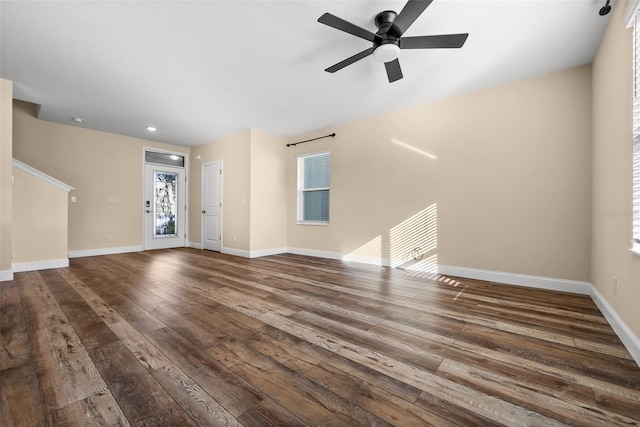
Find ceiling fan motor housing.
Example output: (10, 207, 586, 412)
(375, 10, 400, 47)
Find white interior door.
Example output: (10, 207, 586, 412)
(144, 164, 186, 250)
(202, 161, 222, 251)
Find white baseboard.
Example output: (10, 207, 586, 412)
(249, 247, 287, 258)
(221, 247, 288, 259)
(12, 258, 69, 273)
(438, 265, 592, 295)
(0, 270, 14, 282)
(68, 245, 142, 259)
(286, 247, 344, 260)
(188, 242, 203, 250)
(221, 247, 250, 258)
(589, 285, 640, 367)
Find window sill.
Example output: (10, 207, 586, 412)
(297, 221, 329, 226)
(630, 245, 640, 257)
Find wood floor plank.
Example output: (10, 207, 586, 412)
(335, 341, 567, 426)
(16, 271, 108, 412)
(52, 391, 130, 427)
(0, 282, 31, 370)
(57, 269, 171, 370)
(41, 269, 119, 351)
(369, 323, 597, 404)
(258, 324, 424, 404)
(243, 328, 322, 374)
(304, 361, 457, 426)
(90, 340, 197, 426)
(593, 389, 640, 421)
(2, 248, 639, 426)
(0, 361, 47, 426)
(146, 302, 229, 348)
(144, 326, 264, 418)
(72, 268, 166, 333)
(235, 397, 308, 427)
(33, 323, 108, 411)
(449, 336, 640, 405)
(404, 299, 579, 347)
(17, 271, 68, 333)
(291, 310, 444, 372)
(414, 390, 503, 427)
(151, 363, 242, 426)
(437, 358, 639, 426)
(217, 338, 391, 427)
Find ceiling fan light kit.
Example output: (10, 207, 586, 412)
(373, 44, 400, 63)
(318, 0, 469, 83)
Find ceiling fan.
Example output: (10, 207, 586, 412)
(318, 0, 469, 83)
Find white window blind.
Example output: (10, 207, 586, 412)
(297, 151, 330, 223)
(633, 11, 640, 247)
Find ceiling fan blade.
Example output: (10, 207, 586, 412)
(400, 33, 469, 49)
(384, 59, 403, 83)
(318, 13, 382, 43)
(325, 47, 375, 73)
(391, 0, 434, 37)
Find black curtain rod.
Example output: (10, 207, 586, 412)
(287, 133, 336, 147)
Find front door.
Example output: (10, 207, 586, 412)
(144, 164, 186, 250)
(202, 161, 222, 251)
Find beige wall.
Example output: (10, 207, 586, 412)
(592, 3, 640, 339)
(287, 65, 593, 282)
(249, 129, 287, 252)
(0, 79, 12, 276)
(189, 128, 287, 254)
(12, 167, 68, 263)
(190, 130, 251, 252)
(12, 100, 189, 252)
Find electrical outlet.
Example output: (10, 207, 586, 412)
(233, 235, 237, 242)
(613, 277, 618, 295)
(106, 234, 112, 242)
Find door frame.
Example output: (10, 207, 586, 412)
(201, 160, 223, 251)
(142, 146, 189, 250)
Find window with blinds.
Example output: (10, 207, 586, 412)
(633, 11, 640, 249)
(297, 151, 330, 224)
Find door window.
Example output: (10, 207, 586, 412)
(154, 171, 178, 238)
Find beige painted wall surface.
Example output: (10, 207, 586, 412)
(249, 129, 287, 252)
(12, 100, 189, 252)
(0, 79, 13, 274)
(12, 168, 68, 263)
(190, 130, 251, 252)
(287, 65, 592, 282)
(592, 2, 640, 339)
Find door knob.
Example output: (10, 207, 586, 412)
(202, 210, 206, 214)
(146, 210, 151, 213)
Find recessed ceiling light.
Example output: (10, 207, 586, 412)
(71, 117, 84, 123)
(146, 126, 157, 132)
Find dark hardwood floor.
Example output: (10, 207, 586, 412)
(2, 248, 640, 426)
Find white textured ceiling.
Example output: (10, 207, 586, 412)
(1, 0, 613, 147)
